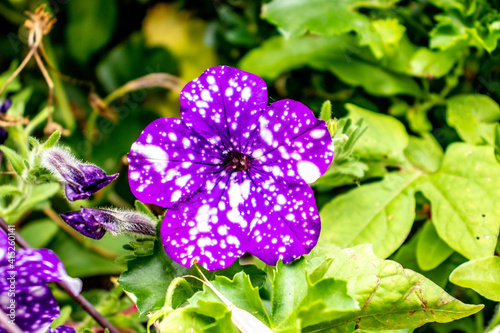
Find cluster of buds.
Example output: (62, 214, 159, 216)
(41, 147, 157, 239)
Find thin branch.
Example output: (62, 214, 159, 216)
(0, 216, 121, 333)
(0, 47, 35, 97)
(33, 50, 54, 109)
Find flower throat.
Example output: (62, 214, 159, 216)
(223, 151, 251, 172)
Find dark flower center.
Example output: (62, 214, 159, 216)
(223, 151, 251, 172)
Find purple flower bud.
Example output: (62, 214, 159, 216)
(0, 99, 12, 145)
(0, 128, 7, 145)
(0, 98, 12, 114)
(60, 207, 157, 240)
(41, 147, 118, 201)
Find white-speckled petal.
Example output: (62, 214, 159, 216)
(180, 66, 268, 152)
(250, 99, 334, 185)
(127, 117, 222, 208)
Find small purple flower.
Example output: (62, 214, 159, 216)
(41, 147, 118, 201)
(0, 229, 82, 333)
(128, 66, 334, 270)
(60, 207, 157, 240)
(0, 99, 12, 145)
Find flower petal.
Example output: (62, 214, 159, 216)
(243, 171, 321, 265)
(0, 230, 8, 265)
(128, 117, 221, 208)
(48, 326, 76, 333)
(180, 66, 268, 152)
(161, 172, 250, 270)
(251, 99, 334, 185)
(60, 210, 107, 240)
(0, 286, 60, 333)
(0, 248, 81, 295)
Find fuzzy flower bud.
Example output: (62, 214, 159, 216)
(40, 147, 118, 201)
(60, 207, 157, 240)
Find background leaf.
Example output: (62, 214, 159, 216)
(66, 0, 118, 63)
(320, 172, 418, 258)
(417, 143, 500, 260)
(306, 245, 483, 332)
(446, 94, 500, 145)
(450, 256, 500, 301)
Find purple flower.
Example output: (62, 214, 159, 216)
(0, 229, 82, 333)
(0, 99, 12, 145)
(127, 66, 334, 270)
(60, 207, 157, 240)
(41, 147, 118, 201)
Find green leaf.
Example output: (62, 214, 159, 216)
(409, 48, 462, 79)
(157, 248, 481, 332)
(272, 258, 358, 331)
(0, 145, 25, 176)
(42, 130, 61, 149)
(0, 185, 22, 197)
(134, 200, 158, 222)
(446, 94, 500, 145)
(404, 133, 444, 173)
(261, 0, 398, 57)
(158, 301, 234, 333)
(416, 220, 454, 271)
(66, 0, 118, 63)
(391, 230, 461, 289)
(50, 305, 72, 329)
(19, 218, 59, 248)
(185, 258, 358, 332)
(118, 239, 190, 315)
(305, 245, 483, 332)
(320, 172, 419, 258)
(346, 104, 409, 165)
(372, 18, 406, 45)
(239, 35, 422, 97)
(429, 14, 468, 51)
(191, 272, 271, 327)
(319, 100, 331, 122)
(417, 143, 500, 259)
(450, 256, 500, 301)
(314, 160, 368, 188)
(118, 238, 266, 316)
